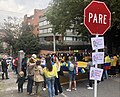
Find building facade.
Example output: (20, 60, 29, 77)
(23, 9, 44, 35)
(38, 15, 90, 52)
(23, 8, 90, 53)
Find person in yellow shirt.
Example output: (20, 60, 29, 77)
(54, 58, 63, 96)
(43, 56, 58, 97)
(111, 54, 118, 76)
(104, 54, 111, 79)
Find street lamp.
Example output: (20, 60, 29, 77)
(53, 34, 56, 53)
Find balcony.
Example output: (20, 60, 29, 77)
(39, 40, 89, 46)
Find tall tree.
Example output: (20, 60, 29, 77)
(47, 0, 120, 53)
(100, 0, 120, 53)
(0, 17, 40, 56)
(16, 25, 40, 54)
(0, 43, 4, 53)
(0, 16, 22, 56)
(46, 0, 91, 42)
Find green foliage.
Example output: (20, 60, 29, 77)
(46, 0, 91, 41)
(0, 43, 4, 53)
(16, 25, 40, 54)
(0, 16, 22, 56)
(99, 0, 120, 29)
(46, 0, 120, 52)
(99, 0, 120, 53)
(1, 17, 40, 56)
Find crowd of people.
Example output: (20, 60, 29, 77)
(21, 53, 79, 97)
(0, 52, 120, 97)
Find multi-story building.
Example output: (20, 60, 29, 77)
(23, 8, 90, 53)
(23, 9, 44, 36)
(38, 15, 90, 53)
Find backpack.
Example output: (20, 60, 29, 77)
(68, 62, 74, 71)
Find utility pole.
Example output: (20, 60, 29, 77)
(53, 34, 56, 53)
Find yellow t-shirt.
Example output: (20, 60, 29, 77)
(43, 64, 58, 78)
(105, 56, 111, 63)
(112, 56, 118, 66)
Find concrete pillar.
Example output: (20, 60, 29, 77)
(18, 50, 25, 72)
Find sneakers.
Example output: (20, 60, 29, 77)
(87, 87, 93, 89)
(74, 88, 77, 91)
(42, 88, 46, 91)
(66, 89, 71, 92)
(72, 88, 77, 91)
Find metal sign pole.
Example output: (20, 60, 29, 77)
(94, 34, 98, 97)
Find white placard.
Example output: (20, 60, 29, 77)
(90, 67, 103, 81)
(91, 37, 104, 50)
(41, 59, 46, 66)
(92, 52, 104, 64)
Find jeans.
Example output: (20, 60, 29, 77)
(103, 70, 108, 79)
(46, 77, 55, 97)
(27, 75, 34, 94)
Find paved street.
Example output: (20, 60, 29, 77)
(0, 71, 120, 97)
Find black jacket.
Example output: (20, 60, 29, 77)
(16, 76, 25, 85)
(1, 59, 8, 72)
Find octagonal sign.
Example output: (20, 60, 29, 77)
(84, 1, 111, 35)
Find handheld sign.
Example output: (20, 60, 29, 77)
(90, 67, 103, 81)
(92, 52, 104, 64)
(91, 37, 104, 50)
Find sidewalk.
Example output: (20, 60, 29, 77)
(0, 71, 120, 97)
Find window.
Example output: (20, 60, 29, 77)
(43, 20, 47, 25)
(44, 29, 48, 33)
(32, 17, 34, 20)
(39, 20, 50, 27)
(39, 21, 44, 26)
(48, 28, 52, 33)
(28, 22, 31, 25)
(40, 30, 43, 33)
(47, 21, 50, 24)
(65, 37, 72, 41)
(39, 37, 45, 41)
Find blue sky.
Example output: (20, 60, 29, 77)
(0, 0, 51, 23)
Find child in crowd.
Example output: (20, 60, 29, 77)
(16, 71, 25, 93)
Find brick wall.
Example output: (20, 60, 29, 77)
(23, 9, 44, 36)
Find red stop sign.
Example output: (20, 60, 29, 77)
(84, 1, 111, 35)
